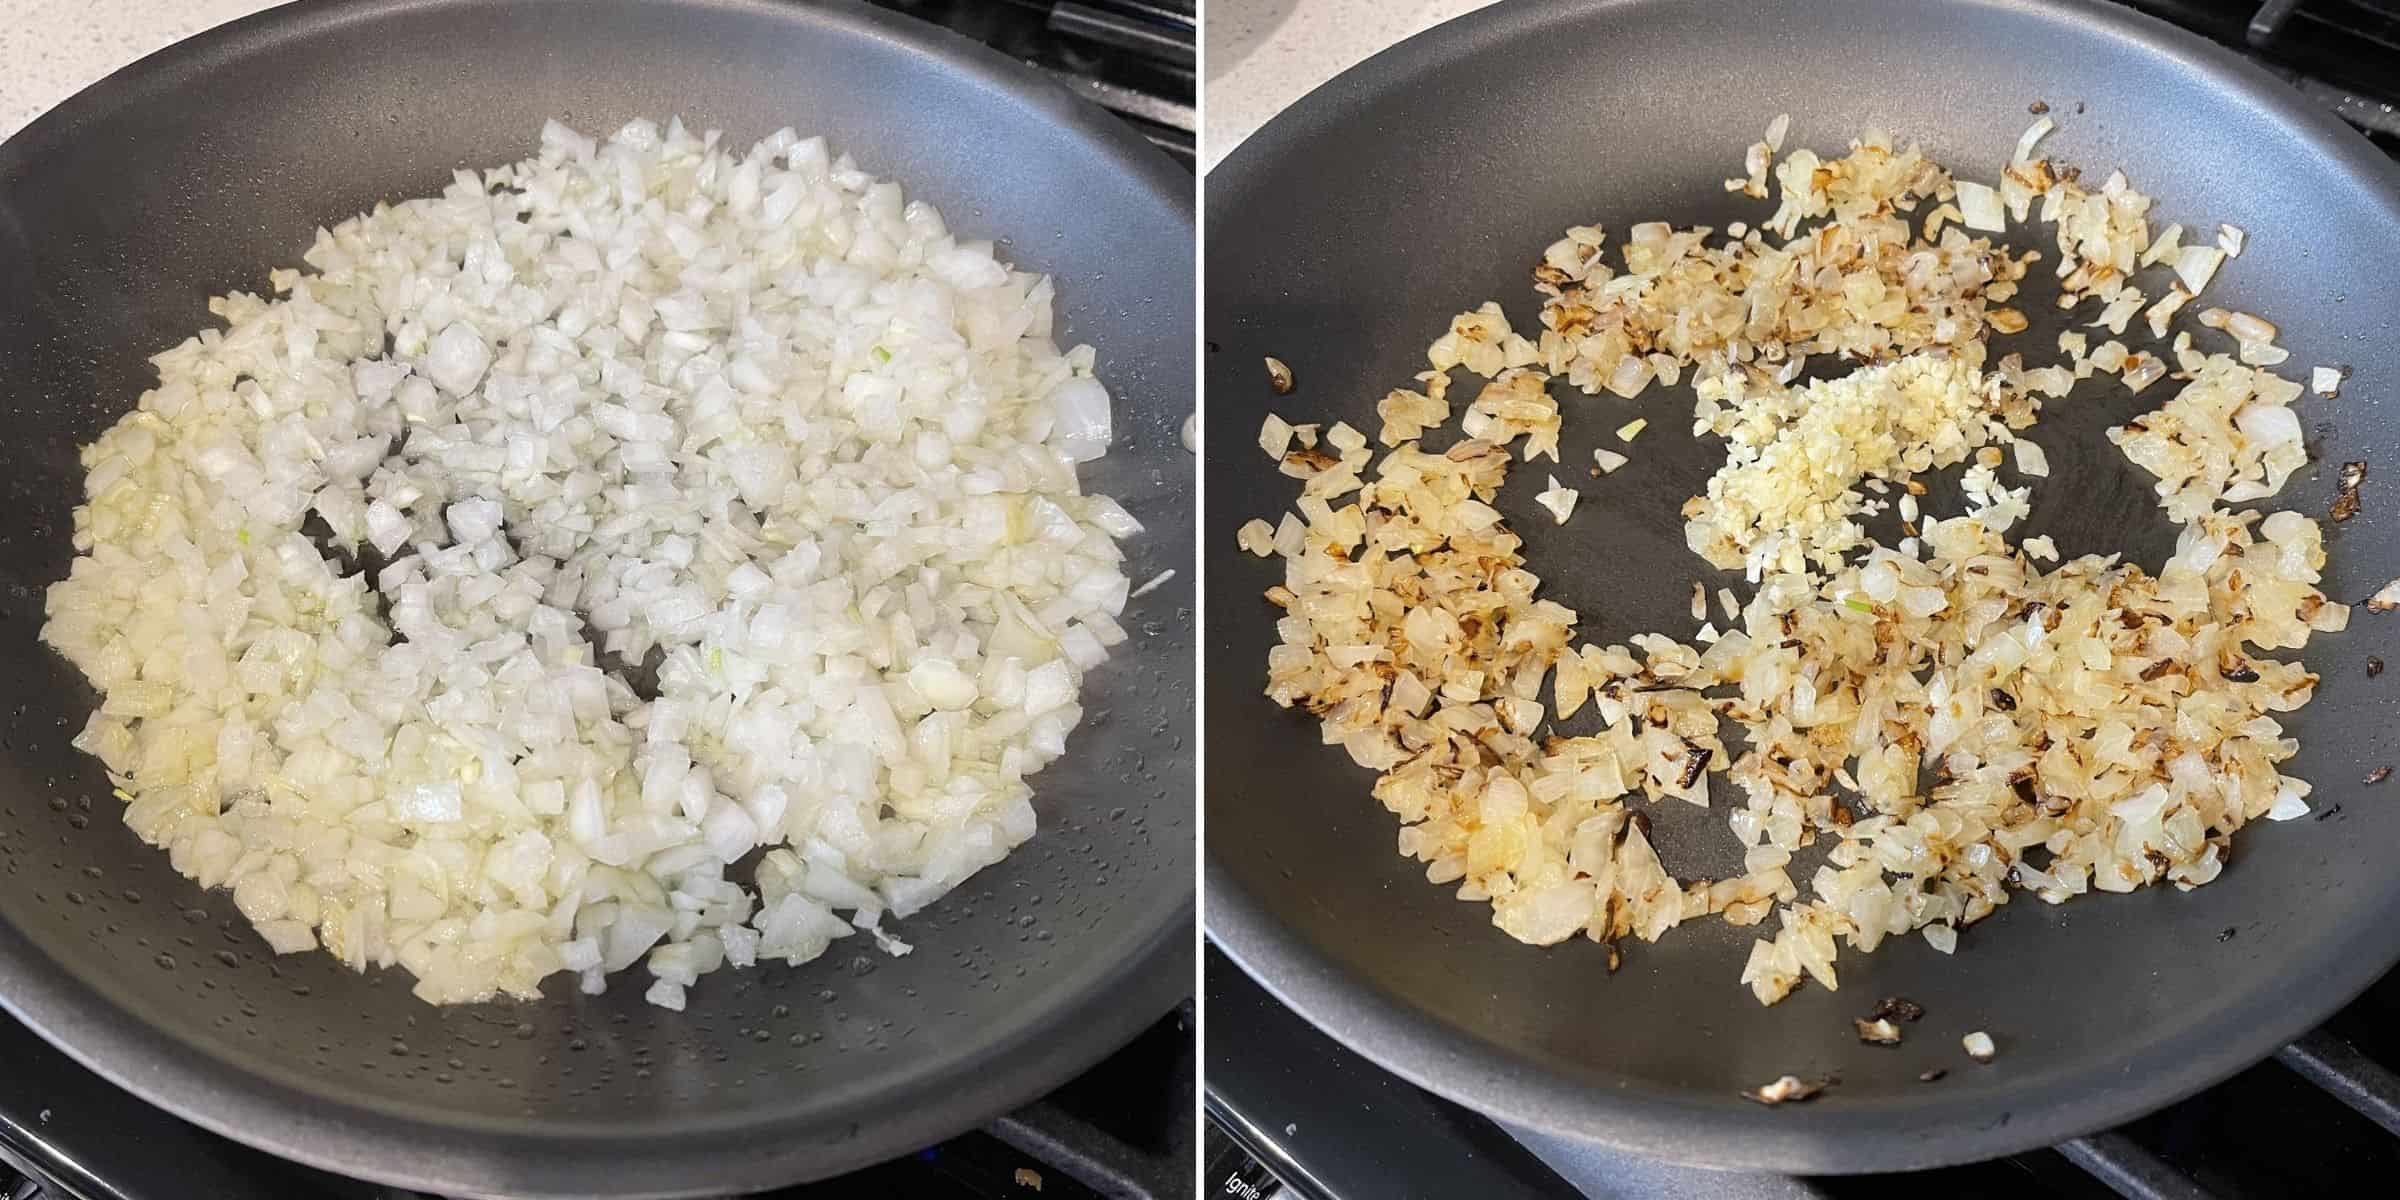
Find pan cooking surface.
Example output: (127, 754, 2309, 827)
(1206, 0, 2400, 1172)
(0, 1, 1192, 1196)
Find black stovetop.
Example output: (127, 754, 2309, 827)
(1204, 2, 2400, 1197)
(0, 1001, 1191, 1200)
(1208, 945, 2400, 1200)
(871, 0, 1195, 167)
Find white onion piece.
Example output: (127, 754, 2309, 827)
(2226, 311, 2278, 343)
(2265, 785, 2310, 821)
(1954, 181, 2006, 232)
(2141, 224, 2184, 269)
(2235, 402, 2302, 454)
(426, 323, 491, 395)
(2013, 116, 2054, 164)
(2174, 245, 2226, 295)
(1049, 376, 1113, 463)
(1260, 413, 1294, 460)
(1535, 475, 1579, 524)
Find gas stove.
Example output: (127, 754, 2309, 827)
(1204, 2, 2400, 1197)
(1, 1000, 1190, 1200)
(1209, 943, 2400, 1200)
(871, 0, 1195, 168)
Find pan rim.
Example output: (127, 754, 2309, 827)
(1204, 0, 2400, 1174)
(0, 0, 1193, 1195)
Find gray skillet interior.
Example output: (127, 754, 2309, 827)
(1205, 0, 2400, 1173)
(0, 1, 1194, 1196)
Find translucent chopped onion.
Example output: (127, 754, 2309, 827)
(1049, 376, 1114, 463)
(2173, 245, 2226, 295)
(45, 119, 1135, 1008)
(1247, 119, 2342, 1016)
(2013, 116, 2054, 164)
(1536, 475, 1580, 524)
(1260, 413, 1295, 461)
(1955, 180, 2007, 233)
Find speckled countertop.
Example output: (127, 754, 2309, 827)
(1205, 0, 1501, 170)
(1, 0, 283, 142)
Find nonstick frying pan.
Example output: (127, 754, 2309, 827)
(0, 1, 1192, 1195)
(1206, 0, 2400, 1173)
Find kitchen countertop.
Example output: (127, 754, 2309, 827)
(1204, 0, 1502, 170)
(1, 0, 282, 142)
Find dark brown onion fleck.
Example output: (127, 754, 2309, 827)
(2333, 460, 2367, 523)
(1870, 996, 1926, 1023)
